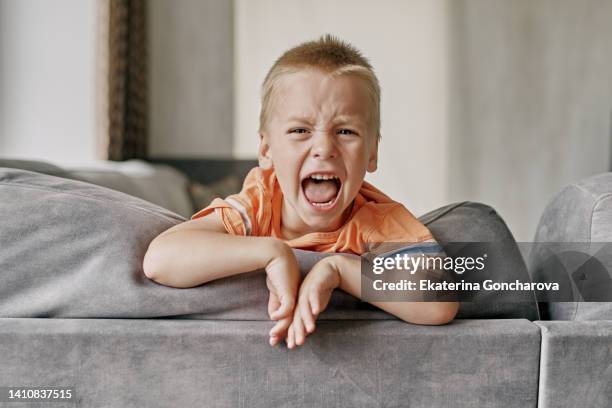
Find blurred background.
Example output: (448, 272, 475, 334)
(1, 0, 611, 241)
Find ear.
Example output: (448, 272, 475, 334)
(366, 136, 378, 173)
(258, 132, 273, 170)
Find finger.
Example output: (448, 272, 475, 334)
(309, 292, 321, 316)
(269, 316, 292, 339)
(265, 276, 273, 291)
(269, 334, 280, 346)
(317, 291, 332, 315)
(293, 312, 306, 346)
(300, 296, 315, 333)
(287, 324, 295, 349)
(268, 291, 280, 319)
(270, 293, 295, 320)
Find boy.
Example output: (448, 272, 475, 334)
(143, 34, 458, 349)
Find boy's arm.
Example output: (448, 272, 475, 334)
(143, 211, 300, 338)
(143, 211, 295, 290)
(327, 255, 459, 325)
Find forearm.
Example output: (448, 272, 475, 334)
(143, 229, 286, 288)
(331, 255, 459, 325)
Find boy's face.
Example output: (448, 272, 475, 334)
(259, 69, 378, 233)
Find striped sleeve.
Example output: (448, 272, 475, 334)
(190, 196, 253, 236)
(190, 168, 267, 236)
(368, 238, 446, 258)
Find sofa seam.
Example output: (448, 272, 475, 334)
(534, 321, 548, 408)
(566, 185, 605, 321)
(577, 193, 612, 320)
(590, 193, 612, 241)
(421, 201, 470, 225)
(0, 181, 185, 224)
(572, 184, 612, 242)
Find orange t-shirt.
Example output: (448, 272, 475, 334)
(191, 167, 437, 255)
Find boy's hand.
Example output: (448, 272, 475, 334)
(265, 242, 300, 346)
(285, 256, 341, 349)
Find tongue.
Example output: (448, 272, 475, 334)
(303, 179, 338, 203)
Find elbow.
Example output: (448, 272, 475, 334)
(142, 237, 192, 288)
(423, 301, 459, 325)
(402, 301, 459, 326)
(142, 239, 166, 283)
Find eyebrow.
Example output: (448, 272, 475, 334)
(284, 116, 313, 123)
(332, 115, 367, 126)
(284, 115, 367, 126)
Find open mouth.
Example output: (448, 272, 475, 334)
(301, 173, 342, 209)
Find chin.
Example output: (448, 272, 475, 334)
(300, 201, 349, 232)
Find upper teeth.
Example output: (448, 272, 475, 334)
(310, 174, 338, 181)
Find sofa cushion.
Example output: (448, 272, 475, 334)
(421, 202, 539, 320)
(0, 158, 76, 179)
(530, 172, 612, 320)
(0, 318, 541, 408)
(0, 168, 367, 319)
(535, 321, 612, 407)
(0, 168, 538, 320)
(0, 168, 185, 317)
(0, 158, 197, 219)
(66, 159, 195, 219)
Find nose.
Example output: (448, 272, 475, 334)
(311, 132, 338, 160)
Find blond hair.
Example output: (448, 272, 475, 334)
(259, 34, 381, 141)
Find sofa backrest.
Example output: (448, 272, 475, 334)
(530, 172, 612, 320)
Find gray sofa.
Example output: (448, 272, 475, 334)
(529, 172, 612, 408)
(0, 159, 610, 408)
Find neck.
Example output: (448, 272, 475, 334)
(280, 197, 354, 240)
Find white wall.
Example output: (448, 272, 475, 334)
(6, 1, 605, 242)
(234, 0, 450, 216)
(0, 0, 97, 165)
(148, 0, 234, 158)
(448, 0, 612, 240)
